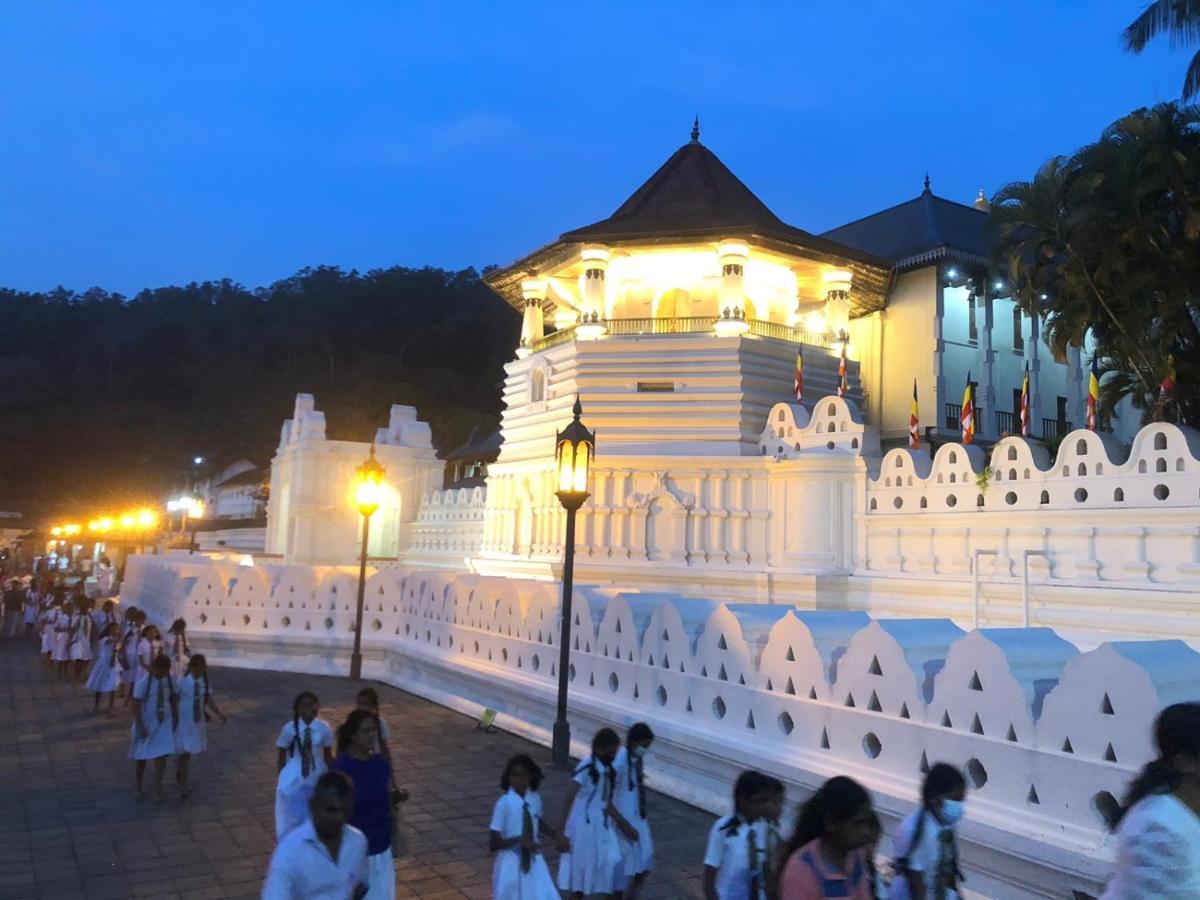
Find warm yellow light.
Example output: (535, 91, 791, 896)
(191, 500, 206, 519)
(353, 445, 387, 517)
(64, 524, 82, 537)
(580, 246, 610, 264)
(714, 316, 751, 337)
(120, 514, 136, 529)
(717, 240, 750, 260)
(98, 517, 114, 531)
(557, 440, 592, 493)
(805, 310, 828, 334)
(136, 509, 157, 528)
(50, 527, 63, 537)
(88, 520, 101, 532)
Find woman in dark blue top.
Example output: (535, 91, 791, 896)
(333, 709, 395, 899)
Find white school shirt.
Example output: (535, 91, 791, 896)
(889, 810, 959, 900)
(262, 819, 369, 900)
(490, 788, 546, 846)
(704, 814, 767, 900)
(277, 718, 336, 765)
(1101, 792, 1200, 900)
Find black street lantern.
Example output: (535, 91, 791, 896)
(350, 444, 385, 681)
(551, 396, 595, 765)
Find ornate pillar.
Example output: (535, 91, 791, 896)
(577, 247, 609, 339)
(517, 279, 546, 359)
(934, 273, 947, 435)
(822, 269, 853, 340)
(715, 241, 750, 336)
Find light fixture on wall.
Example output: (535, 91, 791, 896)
(551, 396, 595, 764)
(350, 444, 386, 680)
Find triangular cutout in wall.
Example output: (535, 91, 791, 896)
(1104, 743, 1117, 762)
(868, 690, 882, 712)
(971, 714, 984, 735)
(969, 671, 983, 691)
(868, 655, 883, 676)
(820, 728, 830, 749)
(1027, 785, 1040, 805)
(899, 702, 910, 719)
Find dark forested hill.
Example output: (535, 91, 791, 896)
(0, 265, 519, 520)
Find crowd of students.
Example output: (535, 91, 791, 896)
(4, 573, 1198, 899)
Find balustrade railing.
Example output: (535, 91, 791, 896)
(529, 317, 831, 351)
(996, 410, 1017, 434)
(945, 402, 962, 431)
(1042, 418, 1073, 440)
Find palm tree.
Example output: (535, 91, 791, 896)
(1124, 1, 1200, 100)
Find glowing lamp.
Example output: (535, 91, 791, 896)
(555, 397, 595, 507)
(714, 308, 750, 337)
(354, 444, 386, 517)
(64, 524, 81, 537)
(137, 510, 157, 528)
(50, 527, 63, 537)
(805, 310, 827, 335)
(120, 514, 136, 529)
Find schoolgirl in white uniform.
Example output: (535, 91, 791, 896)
(85, 622, 122, 715)
(557, 727, 637, 899)
(613, 722, 656, 898)
(489, 754, 569, 900)
(39, 599, 60, 672)
(174, 654, 226, 799)
(129, 654, 177, 802)
(702, 770, 776, 900)
(137, 625, 164, 679)
(68, 602, 93, 679)
(51, 602, 75, 678)
(275, 690, 335, 839)
(167, 618, 190, 682)
(22, 585, 39, 634)
(119, 609, 142, 701)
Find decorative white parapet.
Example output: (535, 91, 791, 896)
(119, 554, 1200, 899)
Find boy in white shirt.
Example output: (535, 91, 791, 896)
(704, 770, 776, 900)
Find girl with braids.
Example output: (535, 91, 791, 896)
(275, 690, 335, 839)
(39, 597, 61, 674)
(888, 763, 966, 900)
(68, 598, 93, 680)
(489, 754, 569, 900)
(776, 776, 876, 899)
(1101, 702, 1200, 899)
(613, 722, 656, 899)
(704, 770, 776, 900)
(51, 599, 74, 679)
(137, 623, 164, 679)
(129, 654, 177, 802)
(120, 609, 144, 704)
(173, 654, 226, 799)
(557, 727, 636, 899)
(85, 621, 122, 715)
(332, 710, 400, 900)
(168, 617, 190, 681)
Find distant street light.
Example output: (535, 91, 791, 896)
(193, 456, 204, 465)
(350, 445, 385, 681)
(187, 499, 206, 555)
(551, 397, 595, 765)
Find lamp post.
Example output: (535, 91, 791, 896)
(350, 445, 385, 681)
(551, 397, 595, 765)
(187, 500, 205, 554)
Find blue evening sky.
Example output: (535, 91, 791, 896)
(0, 1, 1186, 294)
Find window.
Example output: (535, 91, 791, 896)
(530, 369, 545, 403)
(1056, 396, 1068, 425)
(1013, 307, 1024, 351)
(1012, 388, 1022, 419)
(967, 293, 978, 343)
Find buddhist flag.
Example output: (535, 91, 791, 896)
(837, 341, 848, 398)
(961, 371, 975, 445)
(793, 347, 803, 402)
(1087, 357, 1100, 431)
(909, 380, 920, 450)
(1161, 356, 1177, 396)
(1019, 363, 1030, 437)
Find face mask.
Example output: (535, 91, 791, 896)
(939, 799, 966, 824)
(631, 746, 647, 760)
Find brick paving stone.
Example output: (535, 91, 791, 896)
(1, 631, 716, 898)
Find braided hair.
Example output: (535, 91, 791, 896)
(188, 654, 210, 722)
(289, 691, 319, 757)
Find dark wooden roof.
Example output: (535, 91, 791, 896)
(821, 181, 989, 270)
(485, 132, 892, 315)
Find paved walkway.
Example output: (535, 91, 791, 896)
(0, 631, 713, 899)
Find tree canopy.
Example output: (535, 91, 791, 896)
(987, 102, 1200, 428)
(0, 265, 519, 521)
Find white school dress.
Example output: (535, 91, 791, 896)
(169, 633, 190, 682)
(138, 638, 164, 677)
(174, 673, 209, 755)
(69, 613, 92, 661)
(120, 631, 141, 686)
(85, 636, 121, 693)
(51, 612, 74, 662)
(1100, 791, 1200, 899)
(128, 673, 176, 760)
(39, 608, 58, 654)
(490, 788, 559, 900)
(557, 756, 622, 895)
(612, 746, 654, 885)
(275, 717, 335, 839)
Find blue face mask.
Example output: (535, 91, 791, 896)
(939, 799, 966, 824)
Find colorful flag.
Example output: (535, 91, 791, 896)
(1161, 357, 1177, 396)
(961, 371, 975, 445)
(909, 380, 920, 450)
(837, 341, 848, 398)
(1019, 363, 1030, 437)
(793, 347, 803, 402)
(1087, 357, 1100, 431)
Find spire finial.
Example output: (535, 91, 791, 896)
(572, 394, 583, 420)
(923, 173, 931, 192)
(690, 116, 700, 143)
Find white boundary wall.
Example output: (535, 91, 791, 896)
(122, 554, 1200, 899)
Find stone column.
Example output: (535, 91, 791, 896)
(978, 285, 996, 437)
(577, 247, 609, 339)
(715, 241, 750, 336)
(933, 274, 947, 436)
(1067, 343, 1084, 430)
(517, 279, 546, 359)
(822, 269, 853, 340)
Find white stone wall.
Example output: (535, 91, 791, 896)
(119, 554, 1200, 899)
(407, 486, 487, 570)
